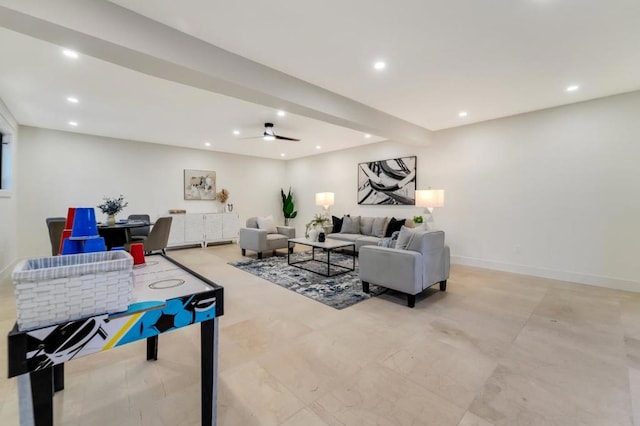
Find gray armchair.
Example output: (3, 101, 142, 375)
(239, 217, 295, 259)
(359, 230, 450, 308)
(141, 216, 172, 255)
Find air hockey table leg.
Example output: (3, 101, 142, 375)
(146, 336, 158, 361)
(201, 318, 219, 426)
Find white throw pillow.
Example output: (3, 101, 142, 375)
(395, 225, 416, 250)
(257, 215, 278, 234)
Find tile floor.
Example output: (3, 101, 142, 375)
(1, 243, 639, 425)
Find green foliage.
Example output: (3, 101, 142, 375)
(412, 215, 424, 224)
(97, 195, 128, 215)
(280, 187, 297, 219)
(305, 214, 330, 237)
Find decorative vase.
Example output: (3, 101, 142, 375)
(227, 204, 233, 212)
(284, 217, 290, 226)
(308, 229, 318, 242)
(318, 232, 326, 242)
(107, 214, 116, 226)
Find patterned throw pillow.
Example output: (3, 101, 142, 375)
(257, 215, 278, 234)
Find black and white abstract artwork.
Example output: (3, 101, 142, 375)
(357, 156, 417, 205)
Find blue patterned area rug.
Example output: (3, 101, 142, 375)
(229, 252, 386, 309)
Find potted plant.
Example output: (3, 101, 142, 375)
(305, 214, 330, 240)
(281, 187, 297, 225)
(97, 195, 128, 226)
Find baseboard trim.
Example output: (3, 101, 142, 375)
(451, 255, 639, 293)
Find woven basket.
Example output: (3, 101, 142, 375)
(12, 251, 134, 331)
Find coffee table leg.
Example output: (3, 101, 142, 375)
(352, 245, 356, 270)
(327, 249, 331, 276)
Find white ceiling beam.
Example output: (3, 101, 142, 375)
(0, 0, 433, 145)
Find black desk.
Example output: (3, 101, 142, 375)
(7, 254, 224, 425)
(97, 220, 148, 249)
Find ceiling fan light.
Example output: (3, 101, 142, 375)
(264, 135, 276, 141)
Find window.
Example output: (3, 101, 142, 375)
(0, 131, 10, 191)
(0, 131, 4, 189)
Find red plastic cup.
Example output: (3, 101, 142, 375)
(129, 243, 145, 265)
(64, 208, 76, 229)
(58, 229, 73, 256)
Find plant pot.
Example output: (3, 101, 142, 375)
(308, 229, 318, 242)
(107, 214, 116, 226)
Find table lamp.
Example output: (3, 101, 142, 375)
(415, 189, 445, 228)
(315, 192, 335, 219)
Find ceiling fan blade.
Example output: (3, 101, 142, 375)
(275, 135, 301, 141)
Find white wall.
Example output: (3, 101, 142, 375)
(287, 91, 640, 291)
(285, 141, 426, 234)
(17, 126, 287, 258)
(0, 97, 17, 278)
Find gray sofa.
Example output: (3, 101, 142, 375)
(327, 215, 415, 251)
(359, 229, 450, 308)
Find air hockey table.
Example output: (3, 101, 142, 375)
(7, 254, 224, 426)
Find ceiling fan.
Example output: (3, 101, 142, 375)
(242, 123, 301, 142)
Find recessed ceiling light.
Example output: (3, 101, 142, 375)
(67, 96, 79, 103)
(280, 153, 286, 157)
(232, 130, 240, 135)
(458, 111, 468, 117)
(364, 134, 372, 139)
(373, 61, 386, 70)
(62, 49, 78, 59)
(566, 85, 579, 92)
(204, 142, 211, 147)
(277, 110, 286, 117)
(316, 145, 322, 150)
(68, 121, 78, 127)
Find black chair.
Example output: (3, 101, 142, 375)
(46, 217, 67, 255)
(127, 214, 151, 242)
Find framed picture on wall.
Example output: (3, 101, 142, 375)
(357, 156, 416, 205)
(184, 169, 216, 200)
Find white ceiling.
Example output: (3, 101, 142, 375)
(1, 0, 639, 159)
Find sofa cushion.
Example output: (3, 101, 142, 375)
(341, 216, 361, 234)
(385, 218, 406, 237)
(328, 233, 361, 243)
(360, 217, 375, 236)
(257, 215, 278, 234)
(355, 236, 380, 251)
(372, 217, 388, 237)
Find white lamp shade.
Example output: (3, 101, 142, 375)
(315, 192, 335, 207)
(415, 189, 445, 208)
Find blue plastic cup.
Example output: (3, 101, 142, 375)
(71, 207, 99, 237)
(61, 239, 84, 255)
(84, 237, 107, 253)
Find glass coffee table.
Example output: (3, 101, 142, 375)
(287, 237, 356, 277)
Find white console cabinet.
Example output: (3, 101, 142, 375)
(167, 213, 239, 248)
